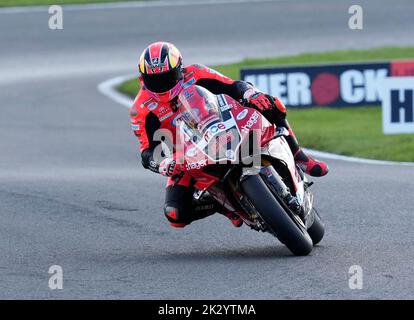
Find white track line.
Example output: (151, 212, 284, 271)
(0, 0, 277, 14)
(301, 149, 414, 166)
(97, 73, 136, 108)
(98, 74, 414, 166)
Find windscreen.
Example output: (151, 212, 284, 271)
(177, 85, 222, 136)
(177, 85, 241, 162)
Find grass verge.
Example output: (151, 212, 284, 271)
(118, 47, 414, 162)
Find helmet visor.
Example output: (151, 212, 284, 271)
(142, 68, 182, 93)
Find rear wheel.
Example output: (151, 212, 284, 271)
(307, 208, 325, 245)
(241, 174, 313, 256)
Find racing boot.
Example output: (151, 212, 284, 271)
(293, 148, 329, 177)
(280, 119, 329, 177)
(222, 212, 243, 228)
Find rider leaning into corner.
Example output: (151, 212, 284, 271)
(130, 42, 329, 229)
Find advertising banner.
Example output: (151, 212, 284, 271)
(380, 77, 414, 134)
(241, 60, 414, 108)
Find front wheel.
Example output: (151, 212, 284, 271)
(241, 174, 313, 256)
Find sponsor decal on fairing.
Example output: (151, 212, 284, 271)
(186, 159, 207, 170)
(241, 111, 260, 131)
(236, 109, 249, 120)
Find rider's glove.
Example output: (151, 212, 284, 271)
(244, 90, 274, 111)
(159, 158, 182, 177)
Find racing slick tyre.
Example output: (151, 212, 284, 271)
(307, 208, 325, 246)
(241, 174, 313, 256)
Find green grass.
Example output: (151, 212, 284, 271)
(288, 107, 414, 162)
(0, 0, 140, 7)
(119, 77, 140, 100)
(119, 47, 414, 162)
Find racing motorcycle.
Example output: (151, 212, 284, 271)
(173, 85, 325, 256)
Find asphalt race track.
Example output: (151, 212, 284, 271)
(1, 0, 414, 299)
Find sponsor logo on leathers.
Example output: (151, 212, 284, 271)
(147, 102, 158, 111)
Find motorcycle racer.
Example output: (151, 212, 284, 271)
(130, 42, 328, 228)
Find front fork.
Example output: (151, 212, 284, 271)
(262, 163, 315, 228)
(259, 163, 302, 215)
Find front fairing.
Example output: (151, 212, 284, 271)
(264, 137, 306, 204)
(175, 86, 274, 175)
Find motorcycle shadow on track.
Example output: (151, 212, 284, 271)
(149, 245, 322, 262)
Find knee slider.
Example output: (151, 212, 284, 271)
(164, 205, 188, 228)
